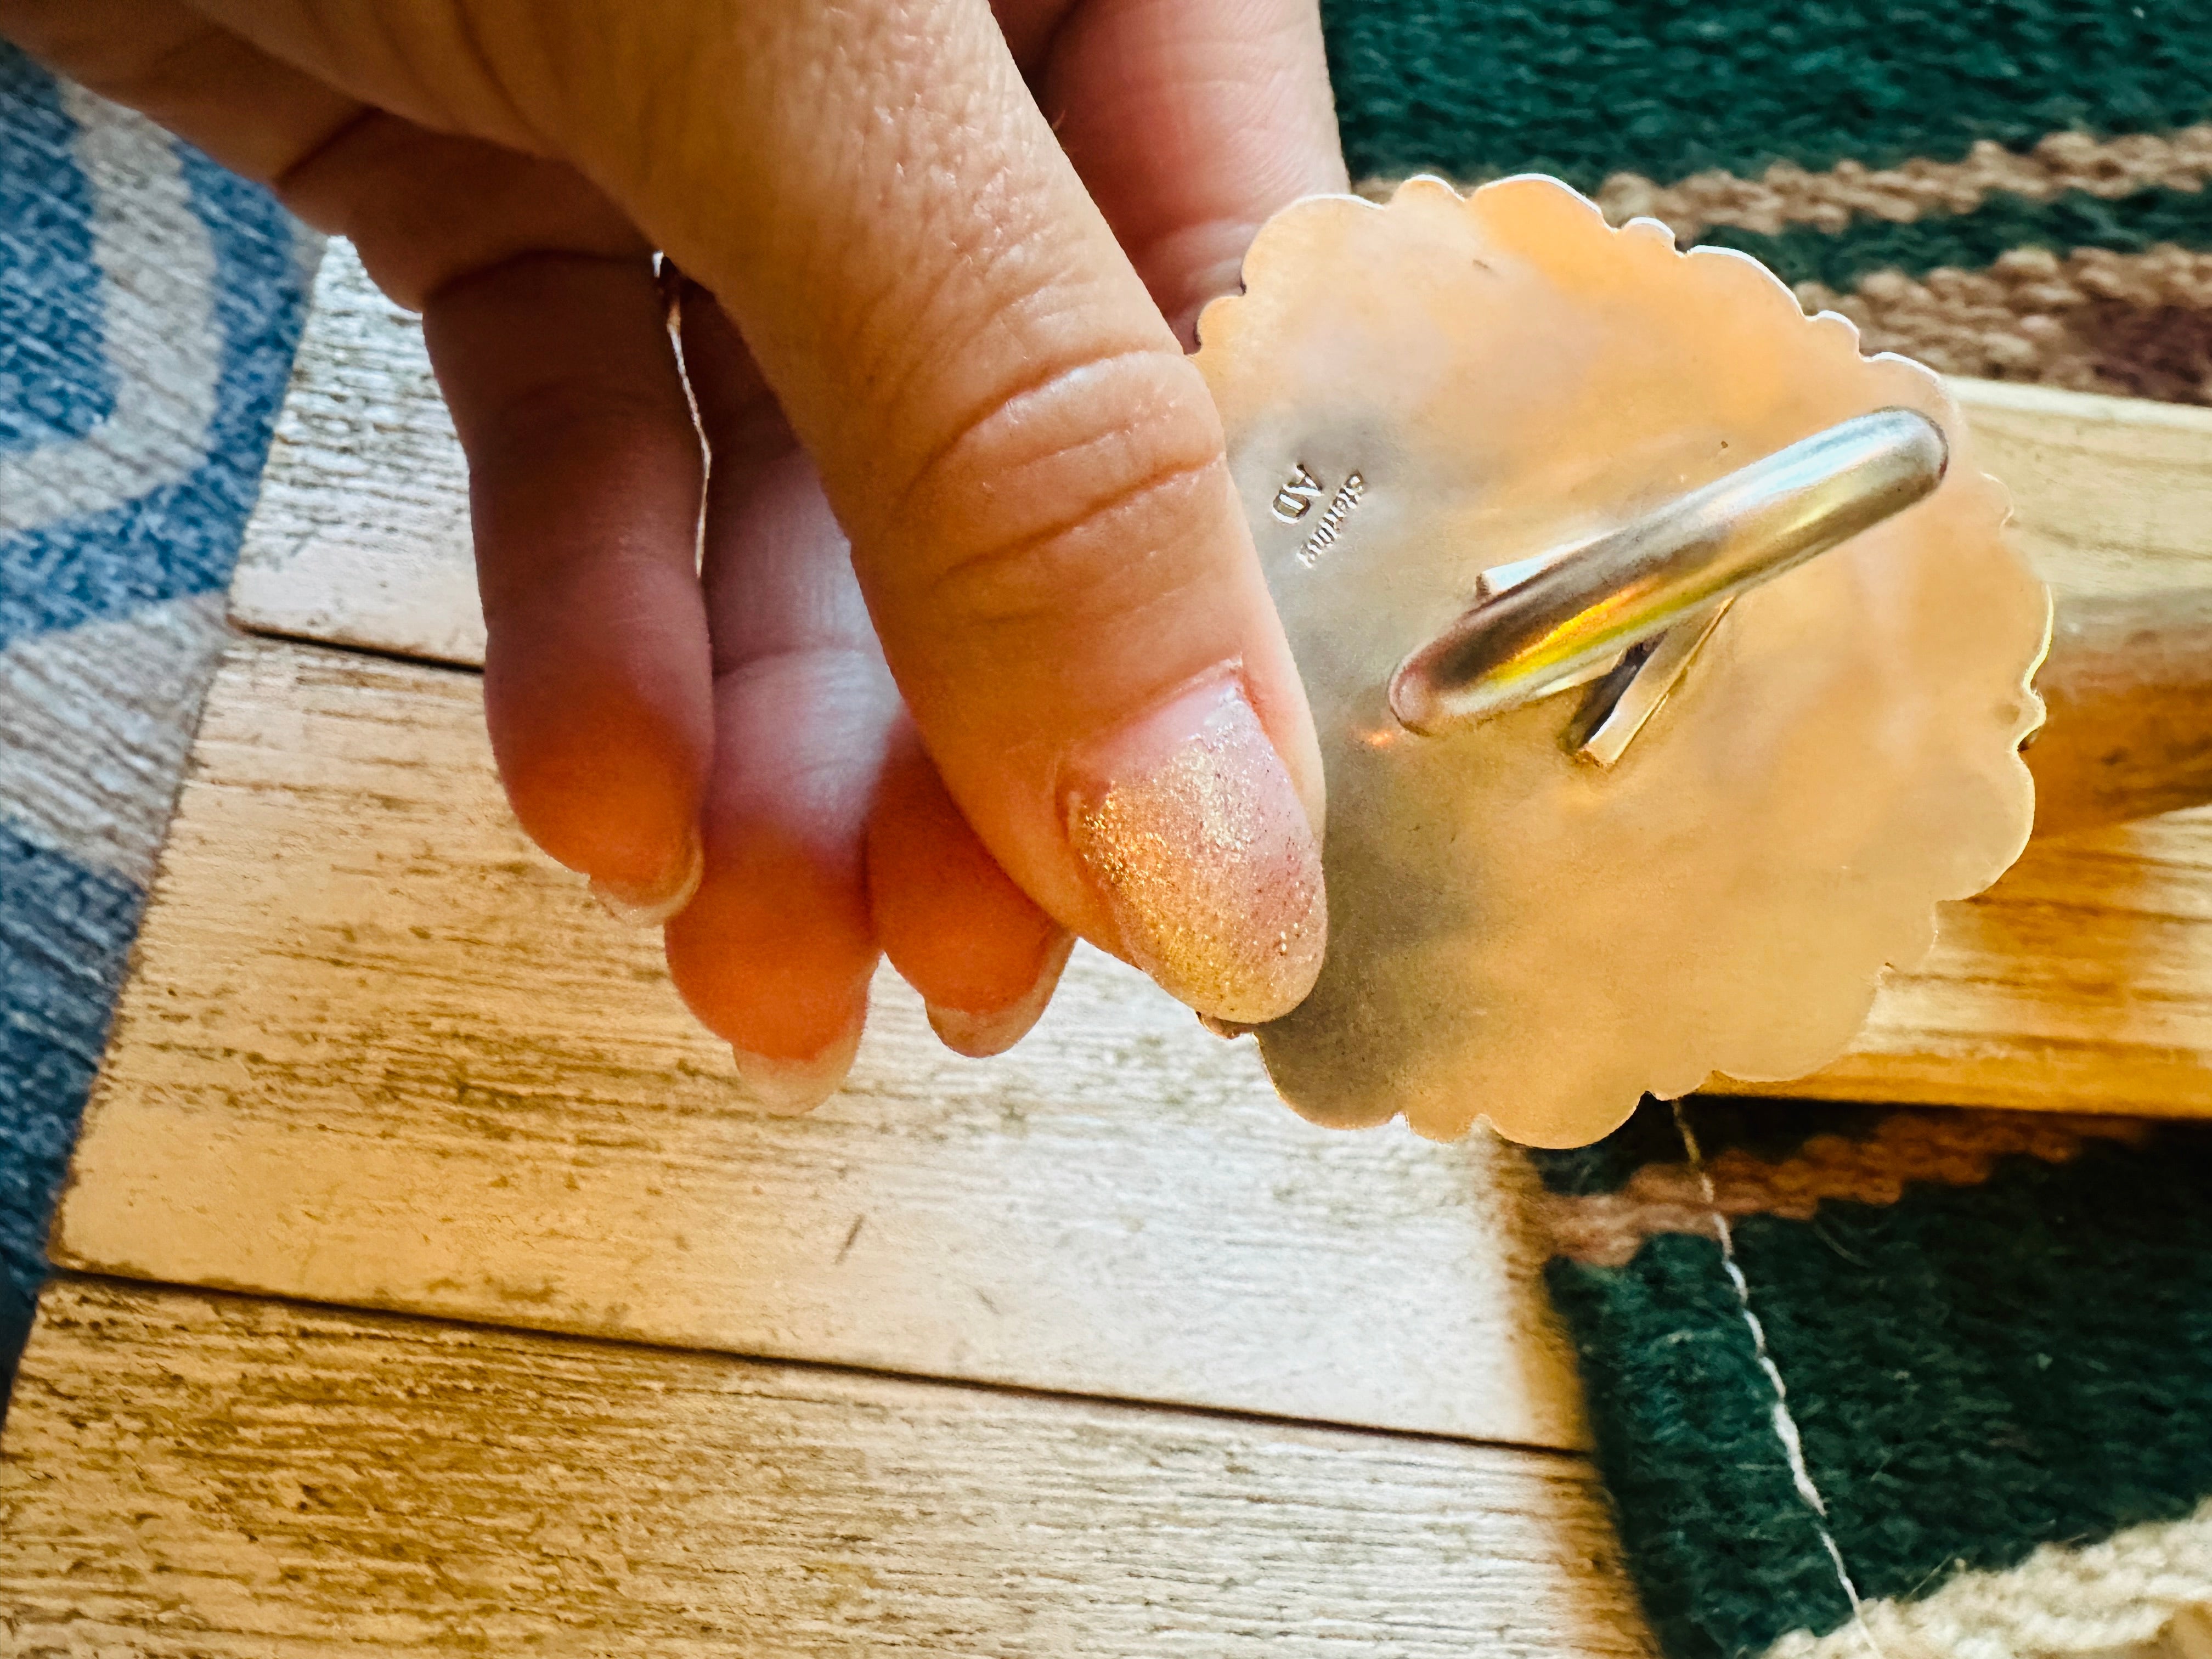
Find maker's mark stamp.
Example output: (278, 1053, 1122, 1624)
(1297, 471, 1365, 568)
(1271, 463, 1325, 522)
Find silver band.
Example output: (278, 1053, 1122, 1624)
(1387, 407, 1951, 734)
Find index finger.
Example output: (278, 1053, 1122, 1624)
(1038, 0, 1346, 340)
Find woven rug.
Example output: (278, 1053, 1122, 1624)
(7, 7, 2212, 1655)
(0, 45, 309, 1400)
(1323, 1, 2212, 1651)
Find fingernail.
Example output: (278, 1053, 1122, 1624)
(926, 933, 1076, 1059)
(732, 1025, 861, 1116)
(590, 834, 704, 927)
(1066, 680, 1325, 1024)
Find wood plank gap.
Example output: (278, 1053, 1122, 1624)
(43, 1266, 1593, 1463)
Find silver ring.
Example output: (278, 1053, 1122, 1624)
(1387, 407, 1951, 734)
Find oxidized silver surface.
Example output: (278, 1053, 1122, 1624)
(1193, 176, 2051, 1149)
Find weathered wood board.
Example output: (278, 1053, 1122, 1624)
(54, 637, 1588, 1451)
(1954, 375, 2212, 600)
(55, 629, 2212, 1502)
(228, 241, 480, 665)
(1756, 809, 2212, 1109)
(0, 1276, 1655, 1657)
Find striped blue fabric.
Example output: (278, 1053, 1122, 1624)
(0, 47, 310, 1404)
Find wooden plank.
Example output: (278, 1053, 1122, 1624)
(1952, 377, 2212, 600)
(1760, 805, 2212, 1110)
(56, 648, 2212, 1473)
(58, 637, 1588, 1451)
(0, 1276, 1656, 1657)
(228, 241, 480, 665)
(227, 245, 2212, 672)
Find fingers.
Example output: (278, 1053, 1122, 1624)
(551, 0, 1329, 1025)
(665, 291, 1071, 1099)
(422, 256, 713, 920)
(868, 723, 1074, 1057)
(19, 0, 1092, 1061)
(1040, 0, 1347, 340)
(662, 448, 891, 1107)
(280, 112, 644, 309)
(151, 0, 1331, 1023)
(658, 293, 892, 1106)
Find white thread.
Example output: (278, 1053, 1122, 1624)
(1671, 1099, 1889, 1659)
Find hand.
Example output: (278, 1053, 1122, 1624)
(3, 0, 1342, 1105)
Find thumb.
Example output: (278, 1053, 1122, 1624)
(192, 0, 1329, 1023)
(542, 0, 1330, 1023)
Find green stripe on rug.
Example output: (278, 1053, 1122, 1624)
(1322, 0, 2212, 189)
(1742, 1131, 2212, 1617)
(1546, 1231, 1854, 1659)
(1550, 1115, 2212, 1658)
(1700, 183, 2212, 288)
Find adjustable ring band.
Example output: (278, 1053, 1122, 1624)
(1387, 407, 1951, 734)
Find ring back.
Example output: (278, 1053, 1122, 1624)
(1194, 176, 2050, 1149)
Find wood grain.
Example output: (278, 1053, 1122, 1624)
(2025, 591, 2212, 837)
(1757, 805, 2212, 1110)
(0, 1276, 1655, 1657)
(59, 622, 2212, 1503)
(1953, 377, 2212, 600)
(58, 637, 1587, 1451)
(227, 241, 480, 665)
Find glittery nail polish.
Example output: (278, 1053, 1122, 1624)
(1066, 680, 1325, 1024)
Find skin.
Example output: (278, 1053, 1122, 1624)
(0, 0, 1344, 1073)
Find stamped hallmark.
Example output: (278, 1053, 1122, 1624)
(1296, 472, 1366, 568)
(1271, 463, 1326, 522)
